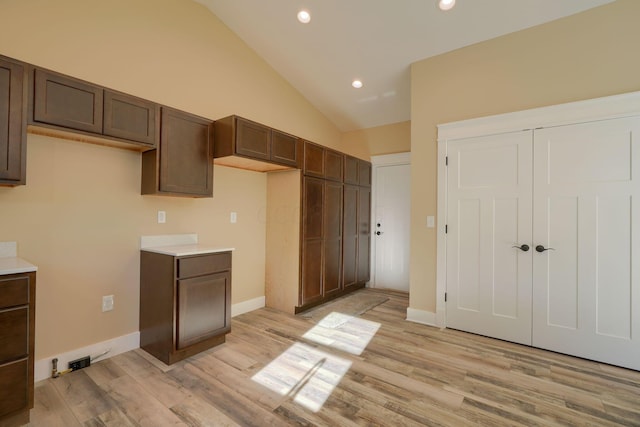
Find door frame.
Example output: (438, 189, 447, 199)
(370, 152, 411, 289)
(436, 90, 640, 329)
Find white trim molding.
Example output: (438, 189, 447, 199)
(406, 307, 438, 327)
(435, 90, 640, 331)
(35, 331, 140, 383)
(370, 152, 411, 289)
(231, 295, 265, 317)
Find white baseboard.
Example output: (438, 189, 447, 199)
(406, 307, 438, 327)
(34, 331, 140, 383)
(34, 296, 265, 383)
(231, 295, 265, 317)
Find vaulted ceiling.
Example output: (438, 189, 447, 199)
(195, 0, 614, 131)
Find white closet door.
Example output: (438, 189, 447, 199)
(446, 131, 533, 345)
(532, 117, 640, 370)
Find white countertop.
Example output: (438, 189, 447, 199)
(141, 244, 235, 257)
(0, 257, 38, 275)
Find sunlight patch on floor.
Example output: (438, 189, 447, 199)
(251, 342, 352, 412)
(303, 312, 381, 355)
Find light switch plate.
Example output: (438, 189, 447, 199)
(102, 295, 114, 312)
(157, 211, 166, 224)
(427, 216, 435, 228)
(230, 212, 237, 223)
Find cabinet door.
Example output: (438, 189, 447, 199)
(235, 117, 270, 161)
(357, 187, 371, 283)
(301, 177, 324, 305)
(158, 107, 213, 196)
(33, 69, 103, 133)
(325, 149, 344, 182)
(0, 57, 26, 185)
(271, 129, 300, 167)
(342, 185, 358, 288)
(177, 271, 230, 350)
(303, 141, 324, 178)
(103, 90, 159, 147)
(358, 160, 372, 187)
(344, 155, 359, 185)
(323, 181, 343, 296)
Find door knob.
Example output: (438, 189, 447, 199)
(376, 231, 383, 236)
(377, 223, 381, 227)
(535, 245, 555, 253)
(512, 244, 530, 252)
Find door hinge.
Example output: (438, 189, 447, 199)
(445, 156, 448, 166)
(445, 292, 447, 302)
(445, 224, 448, 234)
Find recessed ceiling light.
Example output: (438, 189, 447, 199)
(352, 80, 363, 89)
(438, 0, 456, 11)
(297, 10, 311, 24)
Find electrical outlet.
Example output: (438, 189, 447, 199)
(102, 295, 114, 312)
(68, 356, 91, 371)
(157, 210, 166, 224)
(230, 212, 237, 223)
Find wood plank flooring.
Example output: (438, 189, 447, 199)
(27, 289, 640, 426)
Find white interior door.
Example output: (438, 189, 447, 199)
(532, 117, 640, 370)
(446, 131, 533, 345)
(373, 162, 410, 291)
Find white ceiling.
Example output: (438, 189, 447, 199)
(195, 0, 614, 132)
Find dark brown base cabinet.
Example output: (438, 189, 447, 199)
(139, 251, 231, 365)
(0, 272, 36, 425)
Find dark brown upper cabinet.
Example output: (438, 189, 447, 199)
(344, 155, 371, 187)
(358, 160, 372, 187)
(214, 115, 301, 171)
(303, 140, 325, 178)
(141, 107, 213, 197)
(271, 129, 299, 167)
(29, 66, 159, 150)
(0, 56, 27, 186)
(344, 155, 359, 185)
(103, 90, 159, 146)
(32, 68, 103, 134)
(324, 148, 344, 182)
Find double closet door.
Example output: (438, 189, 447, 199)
(446, 116, 640, 371)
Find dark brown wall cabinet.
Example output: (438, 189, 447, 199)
(141, 107, 214, 197)
(30, 67, 159, 149)
(140, 251, 231, 365)
(0, 56, 27, 186)
(303, 140, 344, 182)
(214, 115, 301, 170)
(0, 272, 36, 424)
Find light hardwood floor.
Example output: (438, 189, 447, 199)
(27, 289, 640, 426)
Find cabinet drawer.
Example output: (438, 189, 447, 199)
(0, 307, 28, 363)
(0, 358, 29, 417)
(177, 253, 231, 279)
(0, 276, 29, 309)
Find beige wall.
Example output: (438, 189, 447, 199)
(410, 0, 640, 313)
(0, 0, 365, 360)
(342, 121, 410, 157)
